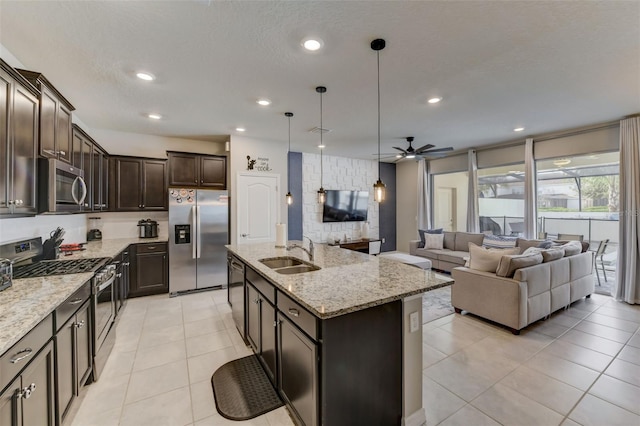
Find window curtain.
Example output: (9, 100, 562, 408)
(417, 159, 431, 230)
(524, 138, 537, 239)
(615, 116, 640, 304)
(467, 149, 479, 233)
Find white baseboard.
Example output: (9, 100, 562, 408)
(402, 408, 426, 426)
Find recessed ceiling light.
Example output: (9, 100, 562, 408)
(427, 97, 442, 104)
(147, 113, 162, 120)
(236, 127, 246, 132)
(514, 127, 525, 132)
(136, 72, 155, 81)
(256, 99, 271, 106)
(302, 38, 323, 51)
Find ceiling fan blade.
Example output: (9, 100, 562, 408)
(423, 147, 453, 154)
(415, 143, 435, 153)
(392, 146, 408, 154)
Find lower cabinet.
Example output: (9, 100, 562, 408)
(56, 301, 92, 424)
(246, 283, 276, 383)
(129, 242, 168, 297)
(0, 323, 56, 426)
(277, 313, 318, 426)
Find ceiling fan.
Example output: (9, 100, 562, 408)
(377, 137, 453, 161)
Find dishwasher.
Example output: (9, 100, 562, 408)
(227, 254, 246, 343)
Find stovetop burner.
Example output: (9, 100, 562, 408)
(13, 257, 110, 279)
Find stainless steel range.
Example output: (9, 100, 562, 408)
(1, 237, 117, 381)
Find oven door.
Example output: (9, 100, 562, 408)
(94, 273, 116, 351)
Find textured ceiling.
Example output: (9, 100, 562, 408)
(1, 1, 638, 160)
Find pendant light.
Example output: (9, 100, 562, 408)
(285, 112, 294, 205)
(316, 86, 327, 204)
(372, 38, 386, 203)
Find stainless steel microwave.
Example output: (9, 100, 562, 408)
(38, 158, 87, 213)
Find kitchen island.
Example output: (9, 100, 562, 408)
(227, 242, 454, 426)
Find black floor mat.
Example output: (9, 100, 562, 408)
(211, 355, 283, 421)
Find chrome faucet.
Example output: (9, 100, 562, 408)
(287, 236, 314, 261)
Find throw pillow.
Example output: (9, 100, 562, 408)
(496, 253, 544, 278)
(424, 233, 445, 249)
(516, 238, 547, 252)
(537, 240, 553, 249)
(417, 228, 443, 248)
(467, 243, 520, 273)
(560, 241, 582, 257)
(541, 248, 564, 262)
(443, 232, 456, 250)
(482, 234, 518, 249)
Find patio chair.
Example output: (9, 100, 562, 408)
(538, 232, 548, 240)
(558, 233, 584, 242)
(595, 239, 610, 286)
(509, 222, 524, 236)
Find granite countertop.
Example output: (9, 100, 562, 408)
(0, 237, 168, 356)
(226, 242, 454, 319)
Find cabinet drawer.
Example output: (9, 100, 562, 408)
(246, 267, 275, 304)
(136, 243, 166, 254)
(0, 314, 53, 392)
(277, 292, 317, 341)
(55, 281, 91, 331)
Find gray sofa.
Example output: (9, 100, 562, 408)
(409, 231, 484, 272)
(451, 250, 594, 334)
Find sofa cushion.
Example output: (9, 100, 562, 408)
(424, 233, 444, 249)
(418, 228, 443, 248)
(542, 248, 565, 262)
(482, 234, 518, 249)
(413, 248, 439, 261)
(516, 238, 548, 252)
(560, 241, 582, 257)
(468, 243, 520, 273)
(443, 232, 456, 250)
(438, 250, 469, 265)
(555, 240, 590, 253)
(455, 232, 485, 252)
(496, 253, 543, 278)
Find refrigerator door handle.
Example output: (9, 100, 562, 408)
(196, 205, 202, 259)
(192, 205, 197, 259)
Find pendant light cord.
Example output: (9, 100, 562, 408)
(377, 50, 381, 179)
(287, 115, 291, 192)
(320, 89, 323, 188)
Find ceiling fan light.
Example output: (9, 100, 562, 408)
(396, 154, 403, 158)
(373, 179, 386, 203)
(406, 154, 415, 159)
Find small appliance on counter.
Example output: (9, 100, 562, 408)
(87, 217, 103, 241)
(0, 258, 12, 292)
(36, 227, 65, 261)
(138, 219, 158, 238)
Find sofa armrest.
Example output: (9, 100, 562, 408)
(451, 267, 528, 331)
(409, 240, 420, 255)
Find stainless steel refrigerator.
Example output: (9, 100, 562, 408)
(169, 188, 229, 295)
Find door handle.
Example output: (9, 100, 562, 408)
(241, 233, 249, 237)
(192, 206, 197, 259)
(196, 205, 201, 259)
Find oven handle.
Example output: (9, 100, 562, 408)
(96, 274, 116, 292)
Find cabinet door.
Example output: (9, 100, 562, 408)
(92, 146, 102, 210)
(132, 251, 168, 296)
(56, 318, 74, 422)
(113, 157, 142, 211)
(200, 156, 226, 188)
(0, 69, 10, 214)
(11, 84, 38, 214)
(39, 89, 56, 158)
(76, 302, 92, 388)
(168, 153, 199, 186)
(278, 314, 318, 426)
(142, 160, 167, 210)
(246, 284, 260, 353)
(56, 104, 72, 164)
(21, 341, 55, 426)
(0, 376, 21, 426)
(100, 152, 109, 211)
(72, 130, 83, 169)
(261, 299, 276, 384)
(82, 139, 93, 210)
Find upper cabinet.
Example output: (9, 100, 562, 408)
(16, 69, 75, 164)
(72, 124, 109, 212)
(168, 151, 226, 189)
(110, 156, 167, 211)
(0, 60, 39, 216)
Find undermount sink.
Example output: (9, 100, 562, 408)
(259, 257, 321, 274)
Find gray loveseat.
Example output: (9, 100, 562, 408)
(409, 231, 484, 272)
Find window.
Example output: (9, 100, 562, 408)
(477, 163, 525, 236)
(433, 172, 468, 231)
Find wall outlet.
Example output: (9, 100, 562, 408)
(409, 311, 419, 333)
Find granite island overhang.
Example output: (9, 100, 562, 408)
(226, 241, 454, 426)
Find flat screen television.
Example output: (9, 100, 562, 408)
(322, 190, 368, 222)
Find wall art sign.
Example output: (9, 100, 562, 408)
(246, 155, 271, 171)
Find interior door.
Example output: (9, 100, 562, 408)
(237, 173, 279, 244)
(435, 187, 456, 231)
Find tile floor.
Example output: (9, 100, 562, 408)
(70, 290, 640, 426)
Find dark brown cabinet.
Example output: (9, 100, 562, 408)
(16, 69, 75, 164)
(0, 61, 39, 216)
(71, 125, 109, 212)
(110, 156, 167, 211)
(114, 248, 131, 316)
(129, 242, 168, 297)
(168, 152, 226, 189)
(245, 269, 277, 384)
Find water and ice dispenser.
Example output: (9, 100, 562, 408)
(175, 224, 191, 244)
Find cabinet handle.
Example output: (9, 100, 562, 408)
(253, 298, 260, 304)
(59, 150, 66, 156)
(7, 200, 14, 205)
(10, 348, 33, 364)
(194, 179, 197, 183)
(75, 320, 85, 329)
(288, 308, 300, 317)
(146, 246, 156, 250)
(68, 298, 84, 305)
(116, 273, 122, 278)
(19, 383, 36, 399)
